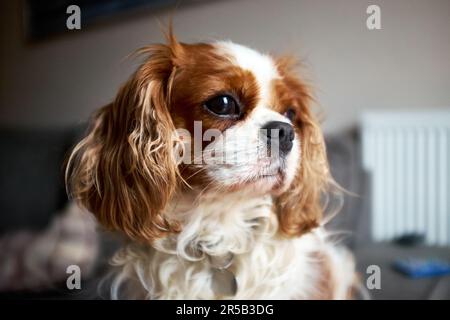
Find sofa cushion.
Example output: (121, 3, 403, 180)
(0, 128, 75, 233)
(325, 129, 372, 248)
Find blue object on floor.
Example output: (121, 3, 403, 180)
(393, 258, 450, 278)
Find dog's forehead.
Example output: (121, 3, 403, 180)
(214, 41, 280, 104)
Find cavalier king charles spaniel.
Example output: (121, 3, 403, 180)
(66, 30, 356, 299)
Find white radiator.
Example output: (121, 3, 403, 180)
(361, 111, 450, 246)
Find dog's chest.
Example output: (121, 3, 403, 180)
(140, 193, 323, 299)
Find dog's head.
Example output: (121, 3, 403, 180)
(66, 32, 331, 243)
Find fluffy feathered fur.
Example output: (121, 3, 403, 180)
(66, 31, 356, 300)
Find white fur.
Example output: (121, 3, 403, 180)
(107, 190, 354, 299)
(216, 41, 280, 103)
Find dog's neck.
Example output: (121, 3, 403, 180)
(149, 189, 278, 297)
(155, 189, 278, 258)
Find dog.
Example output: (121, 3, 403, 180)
(66, 30, 356, 299)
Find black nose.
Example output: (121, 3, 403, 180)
(261, 121, 294, 154)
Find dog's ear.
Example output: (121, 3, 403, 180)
(66, 36, 184, 243)
(275, 57, 332, 237)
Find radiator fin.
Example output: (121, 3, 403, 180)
(361, 111, 450, 245)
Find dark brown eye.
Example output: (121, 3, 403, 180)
(204, 95, 240, 118)
(284, 108, 296, 122)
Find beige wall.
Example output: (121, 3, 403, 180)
(1, 0, 449, 133)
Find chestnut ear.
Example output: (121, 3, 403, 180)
(275, 113, 330, 236)
(66, 42, 183, 243)
(275, 58, 332, 237)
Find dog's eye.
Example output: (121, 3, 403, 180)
(284, 108, 296, 122)
(204, 95, 240, 118)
